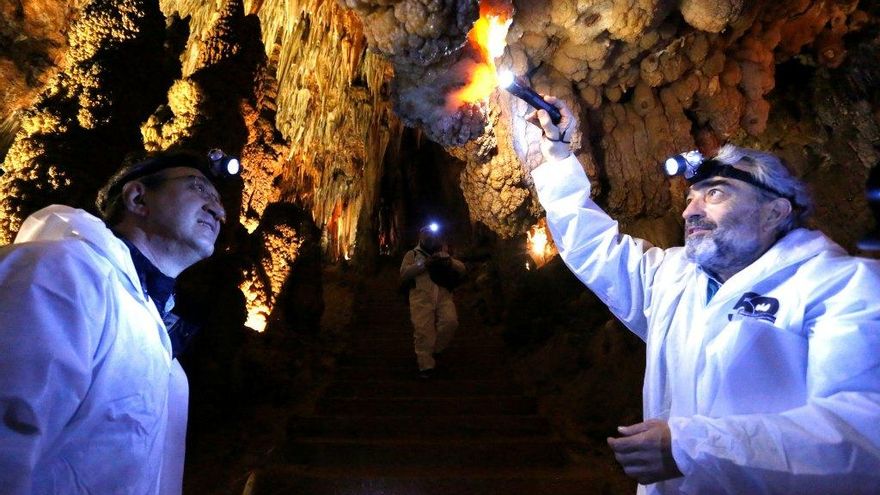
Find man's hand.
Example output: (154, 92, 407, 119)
(607, 419, 683, 485)
(525, 95, 577, 162)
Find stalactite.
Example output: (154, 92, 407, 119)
(0, 0, 80, 159)
(153, 0, 400, 329)
(0, 0, 172, 243)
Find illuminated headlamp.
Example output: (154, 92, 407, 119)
(96, 148, 240, 215)
(664, 151, 704, 179)
(208, 149, 241, 178)
(419, 222, 441, 236)
(498, 70, 562, 125)
(665, 150, 797, 205)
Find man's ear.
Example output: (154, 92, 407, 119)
(763, 197, 793, 231)
(120, 181, 150, 217)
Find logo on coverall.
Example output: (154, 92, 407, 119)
(728, 292, 780, 323)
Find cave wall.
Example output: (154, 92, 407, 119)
(0, 0, 407, 333)
(1, 0, 878, 485)
(3, 0, 877, 331)
(340, 0, 879, 254)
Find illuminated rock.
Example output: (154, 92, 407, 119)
(0, 0, 172, 243)
(0, 0, 75, 154)
(1, 0, 877, 254)
(341, 0, 479, 66)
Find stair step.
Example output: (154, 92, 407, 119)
(317, 396, 536, 416)
(339, 345, 507, 365)
(325, 379, 519, 398)
(348, 333, 495, 344)
(288, 414, 552, 439)
(249, 465, 621, 495)
(283, 438, 572, 468)
(337, 354, 507, 370)
(332, 364, 507, 381)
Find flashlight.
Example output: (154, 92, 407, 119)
(498, 70, 562, 125)
(208, 149, 241, 178)
(428, 222, 439, 233)
(664, 150, 704, 179)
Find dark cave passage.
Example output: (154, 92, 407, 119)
(184, 262, 633, 494)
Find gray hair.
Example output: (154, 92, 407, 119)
(712, 144, 813, 234)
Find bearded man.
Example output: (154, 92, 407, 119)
(523, 96, 880, 495)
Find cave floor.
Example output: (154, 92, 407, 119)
(186, 262, 631, 494)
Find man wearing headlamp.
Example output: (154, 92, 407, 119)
(525, 97, 880, 494)
(0, 148, 237, 494)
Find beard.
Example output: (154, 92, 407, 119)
(685, 215, 763, 277)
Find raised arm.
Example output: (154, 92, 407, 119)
(528, 98, 667, 340)
(400, 248, 426, 282)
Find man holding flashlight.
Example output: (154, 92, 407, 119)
(0, 149, 233, 494)
(400, 223, 466, 378)
(525, 98, 880, 494)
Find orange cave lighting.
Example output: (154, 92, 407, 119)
(526, 219, 556, 268)
(447, 9, 512, 108)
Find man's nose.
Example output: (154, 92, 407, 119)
(204, 202, 226, 223)
(682, 198, 703, 220)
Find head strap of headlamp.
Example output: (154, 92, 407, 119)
(689, 159, 796, 205)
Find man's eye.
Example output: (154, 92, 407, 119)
(707, 188, 723, 199)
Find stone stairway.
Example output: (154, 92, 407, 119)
(249, 265, 623, 494)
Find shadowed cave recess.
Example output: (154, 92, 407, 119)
(1, 0, 879, 492)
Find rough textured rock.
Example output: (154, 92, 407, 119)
(374, 0, 875, 243)
(240, 208, 305, 333)
(340, 0, 497, 148)
(0, 0, 174, 243)
(679, 0, 744, 33)
(341, 0, 479, 66)
(2, 0, 877, 322)
(0, 0, 79, 154)
(1, 2, 878, 493)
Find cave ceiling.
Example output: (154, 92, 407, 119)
(1, 0, 878, 326)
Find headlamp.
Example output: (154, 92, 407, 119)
(664, 151, 704, 179)
(498, 70, 562, 125)
(428, 222, 440, 233)
(208, 149, 241, 178)
(96, 148, 240, 215)
(664, 150, 796, 204)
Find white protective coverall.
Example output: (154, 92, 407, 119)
(400, 247, 465, 371)
(532, 155, 880, 495)
(0, 205, 189, 495)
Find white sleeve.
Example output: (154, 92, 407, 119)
(400, 249, 418, 280)
(669, 259, 880, 494)
(531, 155, 666, 340)
(450, 256, 466, 274)
(0, 242, 106, 495)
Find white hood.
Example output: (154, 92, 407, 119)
(15, 204, 143, 298)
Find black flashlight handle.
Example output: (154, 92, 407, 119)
(506, 81, 562, 125)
